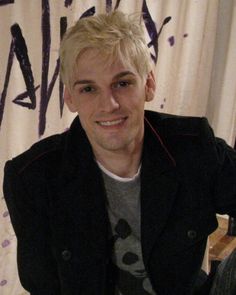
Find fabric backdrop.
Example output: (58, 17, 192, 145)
(0, 0, 235, 294)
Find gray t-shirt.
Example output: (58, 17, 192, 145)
(98, 163, 156, 295)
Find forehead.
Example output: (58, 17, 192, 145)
(73, 48, 138, 80)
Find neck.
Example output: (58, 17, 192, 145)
(93, 144, 143, 178)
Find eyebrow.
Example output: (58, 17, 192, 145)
(73, 79, 94, 88)
(72, 71, 136, 88)
(113, 71, 136, 79)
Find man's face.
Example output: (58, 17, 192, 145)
(64, 49, 155, 158)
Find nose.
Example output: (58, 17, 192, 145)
(99, 90, 120, 113)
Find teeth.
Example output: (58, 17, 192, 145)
(99, 118, 124, 126)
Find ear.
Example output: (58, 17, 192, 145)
(145, 70, 156, 102)
(64, 87, 77, 113)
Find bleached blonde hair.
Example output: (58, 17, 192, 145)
(59, 11, 152, 90)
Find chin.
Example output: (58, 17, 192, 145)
(98, 138, 130, 152)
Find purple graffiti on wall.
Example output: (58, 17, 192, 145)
(0, 0, 170, 136)
(143, 0, 171, 63)
(64, 0, 73, 7)
(0, 0, 14, 6)
(11, 24, 37, 109)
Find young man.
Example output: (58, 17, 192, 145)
(3, 11, 236, 295)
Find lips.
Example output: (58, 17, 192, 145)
(96, 117, 127, 126)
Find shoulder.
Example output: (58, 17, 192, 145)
(144, 110, 219, 165)
(4, 131, 67, 177)
(145, 110, 211, 136)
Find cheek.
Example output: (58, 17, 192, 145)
(75, 98, 93, 115)
(119, 90, 145, 109)
(76, 102, 96, 128)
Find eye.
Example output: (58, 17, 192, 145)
(113, 80, 131, 89)
(118, 81, 130, 87)
(80, 85, 95, 93)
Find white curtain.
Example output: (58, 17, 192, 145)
(0, 1, 235, 294)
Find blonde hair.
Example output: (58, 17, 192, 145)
(60, 11, 152, 90)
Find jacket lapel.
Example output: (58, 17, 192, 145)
(141, 117, 179, 266)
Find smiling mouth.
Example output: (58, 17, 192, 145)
(96, 117, 127, 126)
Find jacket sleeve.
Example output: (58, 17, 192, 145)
(200, 117, 236, 217)
(3, 160, 61, 295)
(213, 136, 236, 217)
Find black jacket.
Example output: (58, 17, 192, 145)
(3, 111, 236, 295)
